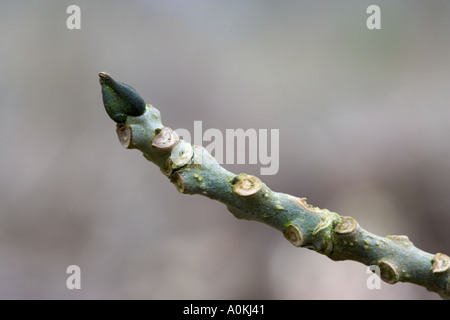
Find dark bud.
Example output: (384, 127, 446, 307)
(99, 72, 146, 124)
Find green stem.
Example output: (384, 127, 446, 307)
(99, 72, 450, 299)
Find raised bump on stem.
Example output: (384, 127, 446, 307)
(116, 125, 132, 149)
(151, 127, 179, 150)
(335, 216, 357, 235)
(284, 225, 304, 247)
(232, 174, 262, 197)
(171, 171, 186, 194)
(432, 253, 450, 274)
(378, 260, 399, 284)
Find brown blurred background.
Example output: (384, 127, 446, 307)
(0, 0, 449, 299)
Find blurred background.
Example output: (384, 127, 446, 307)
(0, 0, 449, 299)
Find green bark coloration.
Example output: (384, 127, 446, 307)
(99, 72, 450, 299)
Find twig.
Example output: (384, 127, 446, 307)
(98, 72, 450, 299)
